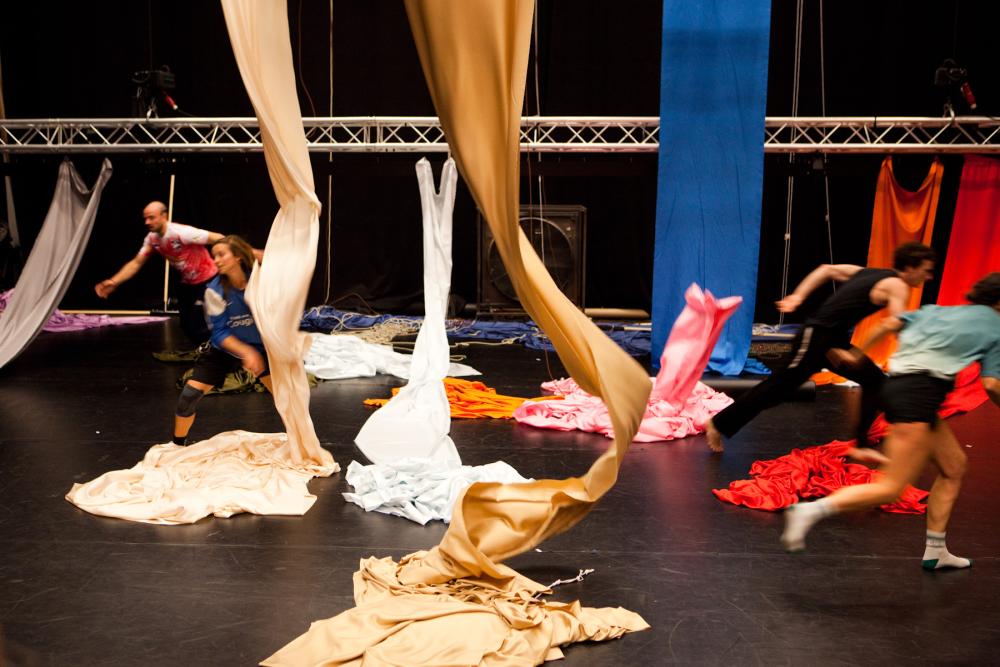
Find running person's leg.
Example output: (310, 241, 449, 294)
(707, 325, 833, 451)
(922, 421, 971, 570)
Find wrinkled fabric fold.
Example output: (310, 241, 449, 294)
(0, 160, 112, 369)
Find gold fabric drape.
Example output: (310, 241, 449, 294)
(265, 1, 651, 664)
(813, 157, 942, 385)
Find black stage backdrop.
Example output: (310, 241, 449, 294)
(0, 1, 995, 320)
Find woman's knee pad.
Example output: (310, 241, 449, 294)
(176, 385, 206, 417)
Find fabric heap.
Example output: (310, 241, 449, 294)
(0, 289, 166, 333)
(515, 285, 739, 442)
(265, 1, 653, 663)
(0, 160, 112, 370)
(365, 377, 551, 419)
(66, 0, 338, 525)
(713, 367, 989, 515)
(303, 332, 478, 380)
(712, 441, 929, 514)
(343, 459, 532, 525)
(516, 376, 731, 442)
(813, 157, 942, 385)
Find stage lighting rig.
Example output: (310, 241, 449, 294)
(934, 58, 977, 119)
(131, 66, 179, 119)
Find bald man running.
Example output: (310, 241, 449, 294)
(96, 201, 224, 343)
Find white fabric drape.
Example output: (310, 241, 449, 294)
(0, 159, 111, 370)
(354, 158, 460, 465)
(344, 158, 529, 525)
(66, 0, 339, 525)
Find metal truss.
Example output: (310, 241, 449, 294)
(1, 116, 999, 154)
(764, 116, 1000, 153)
(0, 116, 659, 154)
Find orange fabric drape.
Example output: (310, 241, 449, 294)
(813, 157, 942, 385)
(364, 378, 555, 419)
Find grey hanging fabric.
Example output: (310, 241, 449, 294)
(0, 159, 112, 369)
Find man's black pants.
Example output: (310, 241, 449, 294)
(712, 325, 886, 446)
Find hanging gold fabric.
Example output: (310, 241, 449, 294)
(264, 1, 651, 664)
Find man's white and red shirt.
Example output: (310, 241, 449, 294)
(138, 222, 217, 285)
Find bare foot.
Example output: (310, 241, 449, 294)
(705, 419, 724, 453)
(846, 446, 889, 466)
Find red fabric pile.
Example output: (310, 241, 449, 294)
(713, 441, 927, 514)
(714, 368, 989, 514)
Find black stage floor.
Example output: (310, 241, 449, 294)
(2, 320, 999, 665)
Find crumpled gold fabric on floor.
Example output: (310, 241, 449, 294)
(66, 0, 337, 525)
(264, 554, 648, 666)
(267, 1, 651, 664)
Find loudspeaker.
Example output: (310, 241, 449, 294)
(477, 204, 586, 315)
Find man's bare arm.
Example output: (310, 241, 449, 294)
(95, 253, 150, 298)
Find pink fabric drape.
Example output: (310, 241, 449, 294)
(514, 285, 739, 442)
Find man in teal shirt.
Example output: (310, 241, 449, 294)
(781, 272, 1000, 571)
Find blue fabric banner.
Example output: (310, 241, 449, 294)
(652, 2, 771, 375)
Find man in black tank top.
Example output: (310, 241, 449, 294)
(706, 242, 936, 456)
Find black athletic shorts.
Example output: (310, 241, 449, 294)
(880, 373, 954, 425)
(190, 344, 270, 388)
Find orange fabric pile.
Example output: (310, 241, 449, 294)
(364, 377, 557, 419)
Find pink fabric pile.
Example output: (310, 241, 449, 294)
(514, 284, 741, 441)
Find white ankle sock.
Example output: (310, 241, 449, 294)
(781, 499, 836, 552)
(922, 530, 972, 570)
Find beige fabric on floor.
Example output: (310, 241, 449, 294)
(66, 0, 337, 525)
(266, 1, 651, 664)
